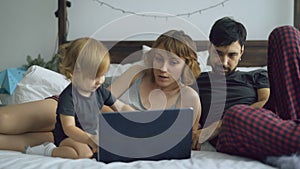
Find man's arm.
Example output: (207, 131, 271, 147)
(250, 69, 270, 108)
(251, 88, 270, 108)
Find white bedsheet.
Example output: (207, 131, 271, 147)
(0, 150, 276, 169)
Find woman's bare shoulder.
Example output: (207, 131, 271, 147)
(180, 86, 200, 99)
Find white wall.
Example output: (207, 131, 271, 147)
(0, 0, 293, 71)
(67, 0, 293, 40)
(0, 0, 57, 71)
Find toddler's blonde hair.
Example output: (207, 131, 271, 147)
(58, 37, 110, 80)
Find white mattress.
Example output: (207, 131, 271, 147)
(0, 150, 276, 169)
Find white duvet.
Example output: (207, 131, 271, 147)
(0, 150, 276, 169)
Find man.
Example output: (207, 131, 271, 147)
(197, 17, 270, 144)
(216, 25, 300, 163)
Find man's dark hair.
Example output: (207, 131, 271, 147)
(209, 17, 247, 47)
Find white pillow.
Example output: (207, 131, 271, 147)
(142, 45, 211, 72)
(197, 50, 211, 72)
(12, 65, 70, 104)
(142, 45, 152, 54)
(237, 66, 267, 72)
(0, 93, 13, 105)
(106, 60, 144, 77)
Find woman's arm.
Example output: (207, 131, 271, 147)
(109, 99, 135, 112)
(198, 120, 222, 143)
(101, 65, 143, 113)
(180, 86, 202, 150)
(108, 65, 144, 98)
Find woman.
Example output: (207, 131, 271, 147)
(0, 99, 56, 152)
(107, 30, 202, 149)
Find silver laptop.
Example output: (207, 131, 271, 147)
(97, 108, 193, 163)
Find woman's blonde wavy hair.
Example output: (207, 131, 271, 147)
(58, 37, 110, 80)
(144, 30, 201, 85)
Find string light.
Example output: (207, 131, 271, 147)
(93, 0, 230, 19)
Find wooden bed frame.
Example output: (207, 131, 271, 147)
(56, 0, 299, 67)
(102, 40, 267, 67)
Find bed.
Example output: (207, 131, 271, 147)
(0, 0, 283, 168)
(0, 40, 277, 169)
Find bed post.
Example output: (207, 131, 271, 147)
(58, 0, 67, 45)
(295, 0, 300, 30)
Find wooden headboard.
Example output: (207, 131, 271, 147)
(102, 40, 268, 67)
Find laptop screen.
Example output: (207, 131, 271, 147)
(97, 108, 193, 163)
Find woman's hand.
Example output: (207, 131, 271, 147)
(192, 129, 201, 150)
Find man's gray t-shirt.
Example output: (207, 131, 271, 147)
(197, 69, 269, 128)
